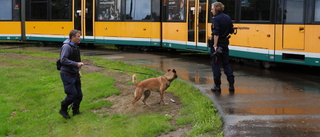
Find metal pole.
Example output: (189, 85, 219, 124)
(21, 0, 26, 41)
(160, 0, 163, 48)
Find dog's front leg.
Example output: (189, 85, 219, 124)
(159, 90, 168, 105)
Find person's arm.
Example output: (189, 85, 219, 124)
(212, 17, 220, 51)
(213, 35, 219, 50)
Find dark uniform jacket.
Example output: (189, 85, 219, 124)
(211, 12, 234, 40)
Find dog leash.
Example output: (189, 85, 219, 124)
(85, 64, 159, 77)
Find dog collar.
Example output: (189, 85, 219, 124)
(161, 76, 169, 80)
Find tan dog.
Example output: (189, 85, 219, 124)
(132, 69, 178, 106)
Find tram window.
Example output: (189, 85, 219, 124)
(208, 0, 236, 23)
(30, 0, 48, 20)
(240, 0, 270, 22)
(51, 0, 71, 20)
(166, 0, 186, 21)
(315, 0, 320, 22)
(96, 0, 121, 21)
(151, 0, 161, 21)
(0, 0, 12, 20)
(12, 0, 21, 21)
(283, 0, 304, 23)
(223, 0, 236, 20)
(125, 0, 151, 20)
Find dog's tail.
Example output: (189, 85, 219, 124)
(132, 74, 138, 86)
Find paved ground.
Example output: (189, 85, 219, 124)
(192, 64, 320, 137)
(196, 83, 320, 137)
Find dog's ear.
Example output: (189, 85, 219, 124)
(172, 69, 176, 73)
(167, 69, 171, 72)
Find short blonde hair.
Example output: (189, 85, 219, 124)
(212, 2, 225, 13)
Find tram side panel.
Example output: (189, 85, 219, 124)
(95, 21, 160, 47)
(122, 22, 152, 46)
(95, 21, 125, 44)
(304, 25, 320, 66)
(0, 0, 21, 40)
(229, 24, 275, 62)
(94, 0, 161, 47)
(150, 22, 161, 47)
(0, 22, 21, 40)
(162, 22, 187, 50)
(25, 22, 72, 42)
(273, 24, 320, 67)
(24, 0, 73, 43)
(272, 0, 320, 67)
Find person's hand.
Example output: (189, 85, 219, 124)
(213, 45, 217, 51)
(79, 71, 82, 78)
(77, 62, 84, 68)
(213, 46, 223, 56)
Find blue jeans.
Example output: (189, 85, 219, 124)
(60, 72, 82, 110)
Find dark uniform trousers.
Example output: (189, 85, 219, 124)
(210, 38, 235, 86)
(60, 72, 82, 111)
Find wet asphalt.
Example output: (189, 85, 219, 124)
(2, 45, 320, 137)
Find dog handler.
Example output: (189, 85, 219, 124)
(59, 29, 84, 119)
(210, 2, 235, 93)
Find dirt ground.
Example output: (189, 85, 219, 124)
(1, 53, 189, 136)
(82, 59, 190, 137)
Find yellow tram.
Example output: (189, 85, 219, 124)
(0, 0, 319, 67)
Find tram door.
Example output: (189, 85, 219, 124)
(187, 0, 208, 50)
(74, 0, 94, 42)
(282, 0, 305, 50)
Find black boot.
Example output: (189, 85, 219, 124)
(229, 84, 235, 92)
(211, 85, 221, 92)
(59, 109, 70, 119)
(72, 109, 81, 116)
(59, 105, 70, 119)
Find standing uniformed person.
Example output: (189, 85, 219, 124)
(59, 29, 84, 119)
(210, 2, 235, 93)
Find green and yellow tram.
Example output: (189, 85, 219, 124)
(0, 0, 319, 67)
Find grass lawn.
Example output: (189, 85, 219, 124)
(0, 49, 223, 137)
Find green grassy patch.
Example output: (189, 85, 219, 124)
(0, 49, 223, 137)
